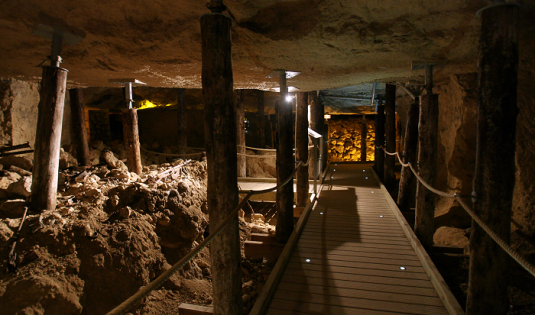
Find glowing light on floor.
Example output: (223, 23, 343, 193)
(320, 212, 323, 215)
(379, 215, 383, 218)
(305, 259, 311, 263)
(400, 266, 406, 270)
(371, 191, 374, 193)
(365, 177, 368, 179)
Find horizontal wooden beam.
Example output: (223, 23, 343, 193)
(178, 303, 213, 315)
(251, 233, 276, 243)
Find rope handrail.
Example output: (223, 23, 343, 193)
(376, 145, 535, 278)
(141, 148, 204, 158)
(106, 158, 310, 315)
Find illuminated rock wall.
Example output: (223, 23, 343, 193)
(327, 117, 375, 162)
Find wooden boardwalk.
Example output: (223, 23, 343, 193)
(256, 163, 463, 315)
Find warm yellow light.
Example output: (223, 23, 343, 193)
(324, 114, 331, 119)
(137, 100, 173, 110)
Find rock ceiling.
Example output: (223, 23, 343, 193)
(0, 0, 533, 91)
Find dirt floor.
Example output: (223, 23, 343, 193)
(0, 145, 276, 315)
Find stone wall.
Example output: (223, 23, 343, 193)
(433, 74, 478, 229)
(0, 78, 39, 147)
(327, 116, 375, 162)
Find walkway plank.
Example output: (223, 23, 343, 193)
(255, 163, 463, 315)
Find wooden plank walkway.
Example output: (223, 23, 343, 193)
(261, 163, 463, 315)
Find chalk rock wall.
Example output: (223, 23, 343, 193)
(0, 78, 39, 147)
(434, 74, 478, 229)
(327, 117, 375, 162)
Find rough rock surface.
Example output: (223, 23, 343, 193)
(328, 117, 375, 162)
(0, 0, 494, 90)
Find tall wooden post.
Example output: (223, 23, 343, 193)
(68, 88, 91, 166)
(31, 66, 67, 212)
(414, 94, 439, 250)
(374, 103, 385, 179)
(177, 88, 187, 154)
(467, 3, 519, 314)
(384, 84, 396, 189)
(201, 8, 242, 315)
(122, 109, 142, 174)
(397, 97, 420, 212)
(236, 89, 246, 177)
(276, 73, 294, 243)
(296, 92, 309, 207)
(361, 115, 367, 161)
(257, 90, 266, 148)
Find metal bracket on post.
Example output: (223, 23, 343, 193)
(108, 79, 146, 109)
(33, 12, 86, 68)
(411, 61, 439, 94)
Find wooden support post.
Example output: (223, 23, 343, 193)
(257, 90, 266, 148)
(30, 66, 67, 212)
(361, 115, 367, 161)
(414, 94, 439, 250)
(236, 89, 246, 177)
(309, 91, 320, 134)
(276, 73, 294, 243)
(201, 11, 242, 315)
(397, 97, 420, 212)
(467, 3, 519, 314)
(122, 109, 142, 175)
(374, 103, 385, 179)
(384, 84, 396, 189)
(296, 92, 309, 207)
(68, 88, 91, 166)
(177, 88, 187, 154)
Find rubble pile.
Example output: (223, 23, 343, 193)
(0, 143, 278, 314)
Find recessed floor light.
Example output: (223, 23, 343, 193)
(400, 266, 406, 270)
(365, 177, 368, 179)
(379, 215, 383, 218)
(305, 259, 311, 263)
(371, 191, 374, 193)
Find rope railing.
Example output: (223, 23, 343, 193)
(141, 148, 204, 158)
(106, 158, 311, 315)
(377, 145, 535, 278)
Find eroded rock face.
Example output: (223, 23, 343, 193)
(0, 0, 490, 90)
(434, 74, 477, 229)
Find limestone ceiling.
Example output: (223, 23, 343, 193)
(0, 0, 532, 91)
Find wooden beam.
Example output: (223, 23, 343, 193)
(177, 88, 187, 154)
(397, 97, 420, 212)
(201, 11, 242, 315)
(31, 66, 67, 212)
(178, 304, 213, 315)
(384, 84, 396, 190)
(245, 240, 284, 260)
(122, 109, 142, 175)
(361, 116, 367, 162)
(467, 4, 519, 314)
(296, 92, 309, 207)
(414, 94, 439, 250)
(236, 89, 246, 177)
(276, 75, 294, 243)
(257, 90, 266, 148)
(374, 104, 385, 179)
(251, 233, 276, 243)
(68, 88, 91, 166)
